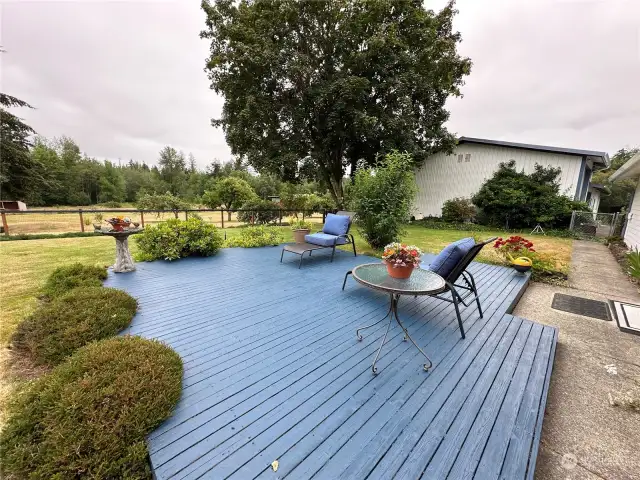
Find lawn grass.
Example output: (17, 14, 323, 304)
(347, 224, 573, 272)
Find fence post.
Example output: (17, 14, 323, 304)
(279, 209, 282, 226)
(221, 210, 225, 229)
(569, 211, 576, 231)
(185, 210, 189, 220)
(1, 209, 8, 236)
(79, 209, 85, 232)
(611, 212, 619, 237)
(140, 211, 145, 228)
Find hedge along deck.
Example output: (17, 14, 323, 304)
(106, 246, 557, 480)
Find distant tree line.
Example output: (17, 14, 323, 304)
(2, 132, 336, 210)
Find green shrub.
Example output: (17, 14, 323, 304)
(226, 225, 284, 247)
(303, 193, 334, 214)
(351, 151, 417, 249)
(627, 248, 640, 279)
(0, 336, 182, 479)
(472, 160, 585, 229)
(135, 217, 223, 261)
(99, 201, 123, 208)
(135, 191, 190, 212)
(11, 287, 137, 366)
(237, 198, 280, 224)
(42, 263, 108, 298)
(441, 197, 476, 223)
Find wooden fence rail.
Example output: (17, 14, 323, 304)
(0, 208, 330, 236)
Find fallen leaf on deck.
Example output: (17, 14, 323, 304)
(271, 460, 279, 472)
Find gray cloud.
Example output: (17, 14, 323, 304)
(2, 0, 639, 170)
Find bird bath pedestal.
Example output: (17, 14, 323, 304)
(99, 228, 142, 273)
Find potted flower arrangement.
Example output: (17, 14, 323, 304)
(493, 236, 535, 273)
(382, 242, 422, 279)
(105, 216, 132, 232)
(290, 218, 313, 244)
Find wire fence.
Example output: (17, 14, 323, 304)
(568, 211, 624, 239)
(0, 208, 328, 236)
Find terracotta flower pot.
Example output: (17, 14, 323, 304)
(385, 261, 414, 279)
(293, 229, 310, 244)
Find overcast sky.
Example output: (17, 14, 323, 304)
(2, 0, 639, 169)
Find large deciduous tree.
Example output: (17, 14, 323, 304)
(592, 147, 640, 213)
(201, 0, 471, 206)
(202, 177, 256, 220)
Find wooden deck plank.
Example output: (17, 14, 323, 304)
(171, 266, 516, 478)
(104, 246, 556, 480)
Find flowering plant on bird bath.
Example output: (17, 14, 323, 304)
(105, 216, 132, 232)
(382, 243, 422, 268)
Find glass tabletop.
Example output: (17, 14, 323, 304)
(351, 263, 446, 295)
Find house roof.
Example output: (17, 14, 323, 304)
(458, 136, 610, 167)
(610, 152, 640, 182)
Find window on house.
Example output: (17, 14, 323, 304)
(457, 154, 463, 163)
(465, 153, 471, 162)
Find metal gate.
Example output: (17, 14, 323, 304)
(569, 211, 624, 238)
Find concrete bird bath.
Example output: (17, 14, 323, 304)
(99, 228, 142, 273)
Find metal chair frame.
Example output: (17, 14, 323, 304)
(421, 237, 498, 339)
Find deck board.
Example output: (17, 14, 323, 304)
(105, 246, 556, 479)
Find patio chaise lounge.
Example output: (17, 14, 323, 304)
(280, 212, 357, 268)
(422, 236, 497, 338)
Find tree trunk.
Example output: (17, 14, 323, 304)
(227, 210, 232, 221)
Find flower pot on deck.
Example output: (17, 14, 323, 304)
(293, 229, 310, 244)
(384, 261, 415, 279)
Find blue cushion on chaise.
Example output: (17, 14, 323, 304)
(322, 213, 351, 236)
(427, 237, 475, 279)
(305, 233, 348, 247)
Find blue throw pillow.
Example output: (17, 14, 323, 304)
(428, 237, 475, 279)
(322, 214, 351, 236)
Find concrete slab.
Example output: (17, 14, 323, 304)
(515, 281, 640, 480)
(568, 241, 640, 299)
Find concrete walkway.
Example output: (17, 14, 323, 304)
(568, 241, 640, 301)
(514, 240, 640, 480)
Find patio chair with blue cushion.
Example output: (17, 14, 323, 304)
(305, 211, 357, 260)
(280, 212, 357, 268)
(423, 236, 497, 339)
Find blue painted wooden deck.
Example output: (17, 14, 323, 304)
(105, 246, 557, 479)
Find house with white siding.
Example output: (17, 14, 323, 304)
(609, 152, 640, 250)
(413, 137, 610, 218)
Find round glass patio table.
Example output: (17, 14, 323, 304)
(344, 263, 446, 375)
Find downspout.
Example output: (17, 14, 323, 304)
(574, 156, 587, 201)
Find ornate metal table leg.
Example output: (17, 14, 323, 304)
(356, 300, 393, 341)
(392, 294, 432, 371)
(371, 299, 394, 375)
